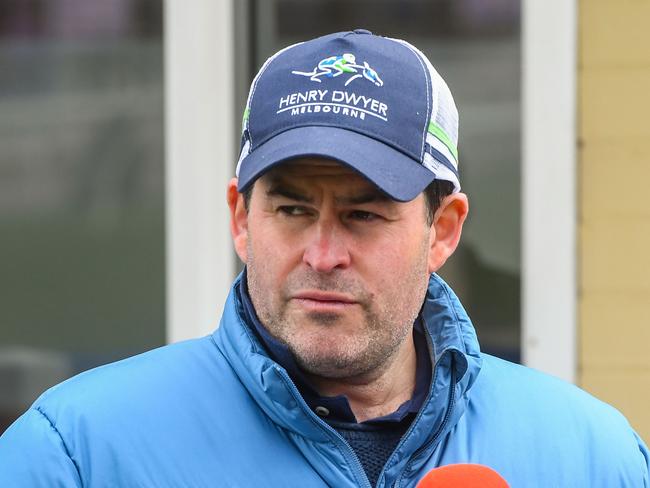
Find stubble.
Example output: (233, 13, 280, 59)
(246, 234, 430, 381)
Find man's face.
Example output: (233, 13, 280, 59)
(242, 159, 433, 380)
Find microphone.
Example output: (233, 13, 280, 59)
(416, 464, 509, 487)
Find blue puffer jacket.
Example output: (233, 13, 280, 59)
(0, 274, 648, 487)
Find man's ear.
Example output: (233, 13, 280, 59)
(428, 193, 469, 273)
(227, 178, 249, 263)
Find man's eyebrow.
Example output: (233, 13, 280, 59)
(265, 184, 314, 203)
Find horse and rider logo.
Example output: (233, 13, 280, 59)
(291, 53, 383, 87)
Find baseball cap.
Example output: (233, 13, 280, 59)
(236, 29, 460, 202)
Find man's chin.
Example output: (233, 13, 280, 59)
(288, 319, 364, 345)
(304, 310, 346, 326)
(293, 350, 367, 379)
(286, 332, 373, 375)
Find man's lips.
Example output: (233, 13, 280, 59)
(291, 291, 358, 310)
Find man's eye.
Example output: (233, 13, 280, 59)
(348, 210, 378, 221)
(278, 206, 309, 216)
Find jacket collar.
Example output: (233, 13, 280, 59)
(421, 273, 482, 394)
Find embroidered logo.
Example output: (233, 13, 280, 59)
(291, 53, 383, 87)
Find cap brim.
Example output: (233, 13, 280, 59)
(237, 126, 435, 202)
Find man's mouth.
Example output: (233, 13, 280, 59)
(291, 291, 358, 311)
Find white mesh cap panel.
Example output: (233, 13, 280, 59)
(389, 37, 460, 191)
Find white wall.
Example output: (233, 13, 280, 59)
(164, 0, 236, 342)
(522, 0, 577, 382)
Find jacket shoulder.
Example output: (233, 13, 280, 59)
(35, 336, 228, 414)
(0, 336, 277, 485)
(461, 354, 649, 485)
(476, 354, 628, 421)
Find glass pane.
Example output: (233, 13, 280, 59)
(0, 0, 165, 434)
(250, 0, 521, 362)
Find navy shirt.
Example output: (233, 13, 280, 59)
(238, 269, 432, 424)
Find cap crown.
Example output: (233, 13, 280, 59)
(248, 31, 431, 164)
(238, 31, 460, 196)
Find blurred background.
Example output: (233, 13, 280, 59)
(0, 0, 165, 432)
(1, 0, 648, 443)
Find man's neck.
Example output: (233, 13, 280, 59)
(305, 336, 418, 423)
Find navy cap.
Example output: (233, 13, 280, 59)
(236, 30, 460, 202)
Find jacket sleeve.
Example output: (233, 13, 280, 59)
(635, 431, 650, 487)
(0, 408, 82, 488)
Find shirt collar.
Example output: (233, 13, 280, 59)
(238, 268, 432, 424)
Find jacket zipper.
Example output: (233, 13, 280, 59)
(374, 324, 458, 488)
(273, 337, 457, 488)
(276, 367, 373, 488)
(393, 364, 457, 488)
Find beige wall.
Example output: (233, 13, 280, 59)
(579, 0, 650, 441)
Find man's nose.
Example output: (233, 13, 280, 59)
(302, 219, 351, 273)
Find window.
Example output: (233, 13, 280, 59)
(0, 0, 165, 433)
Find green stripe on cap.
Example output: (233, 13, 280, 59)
(242, 107, 250, 127)
(428, 121, 458, 161)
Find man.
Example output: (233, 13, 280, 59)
(0, 30, 648, 487)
